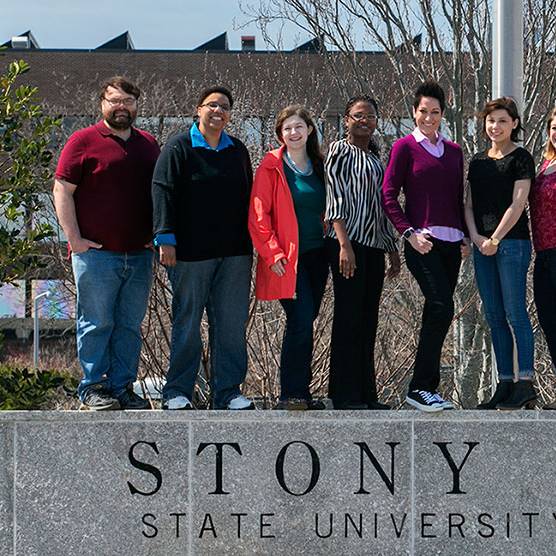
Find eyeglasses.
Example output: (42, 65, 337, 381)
(200, 101, 231, 112)
(103, 97, 137, 107)
(349, 113, 377, 122)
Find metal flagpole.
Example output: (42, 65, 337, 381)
(491, 0, 524, 389)
(492, 0, 524, 110)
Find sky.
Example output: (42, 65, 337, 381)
(1, 0, 306, 51)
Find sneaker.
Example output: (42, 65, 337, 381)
(406, 390, 444, 412)
(80, 385, 120, 411)
(307, 399, 326, 410)
(433, 393, 454, 410)
(275, 398, 308, 410)
(227, 395, 255, 410)
(117, 385, 151, 410)
(163, 395, 193, 410)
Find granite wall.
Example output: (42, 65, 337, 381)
(1, 410, 555, 555)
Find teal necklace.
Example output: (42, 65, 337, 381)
(284, 150, 313, 176)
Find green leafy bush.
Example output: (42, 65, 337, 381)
(0, 59, 61, 284)
(0, 366, 78, 410)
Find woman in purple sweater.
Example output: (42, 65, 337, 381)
(382, 81, 468, 412)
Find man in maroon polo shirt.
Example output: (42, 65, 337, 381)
(53, 76, 160, 410)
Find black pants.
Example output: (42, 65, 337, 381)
(326, 238, 385, 407)
(279, 248, 329, 400)
(534, 248, 556, 367)
(404, 239, 461, 392)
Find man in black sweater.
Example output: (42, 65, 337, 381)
(152, 86, 254, 410)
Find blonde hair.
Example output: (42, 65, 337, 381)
(544, 107, 556, 160)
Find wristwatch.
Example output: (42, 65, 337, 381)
(489, 237, 500, 246)
(402, 227, 415, 240)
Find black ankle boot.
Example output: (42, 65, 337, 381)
(476, 381, 513, 410)
(496, 380, 537, 410)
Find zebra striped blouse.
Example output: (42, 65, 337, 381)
(325, 139, 397, 252)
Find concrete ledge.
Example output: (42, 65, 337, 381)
(2, 410, 555, 555)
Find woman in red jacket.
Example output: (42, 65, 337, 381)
(249, 105, 327, 410)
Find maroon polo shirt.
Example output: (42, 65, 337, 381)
(55, 121, 160, 252)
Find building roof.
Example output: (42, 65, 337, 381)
(292, 36, 326, 52)
(96, 31, 135, 51)
(1, 30, 40, 49)
(194, 32, 229, 52)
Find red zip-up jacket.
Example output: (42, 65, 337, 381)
(248, 146, 300, 300)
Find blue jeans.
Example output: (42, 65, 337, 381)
(279, 247, 328, 400)
(163, 255, 252, 409)
(473, 240, 534, 380)
(72, 249, 153, 399)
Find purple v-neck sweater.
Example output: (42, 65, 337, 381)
(382, 134, 466, 235)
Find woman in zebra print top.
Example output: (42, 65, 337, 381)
(324, 95, 400, 410)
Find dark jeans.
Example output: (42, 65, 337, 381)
(534, 248, 556, 368)
(404, 238, 461, 392)
(279, 247, 328, 400)
(163, 255, 252, 409)
(326, 238, 385, 407)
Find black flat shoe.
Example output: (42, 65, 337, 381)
(367, 400, 391, 410)
(307, 399, 326, 410)
(334, 402, 368, 410)
(274, 398, 308, 410)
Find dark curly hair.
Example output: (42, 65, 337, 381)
(196, 86, 233, 109)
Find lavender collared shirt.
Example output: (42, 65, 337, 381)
(410, 128, 464, 242)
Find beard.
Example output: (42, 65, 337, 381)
(105, 109, 134, 130)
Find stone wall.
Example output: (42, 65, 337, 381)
(0, 410, 554, 555)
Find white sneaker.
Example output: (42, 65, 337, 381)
(227, 395, 255, 410)
(163, 395, 192, 410)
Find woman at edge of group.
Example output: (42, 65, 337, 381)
(248, 105, 328, 411)
(530, 108, 556, 409)
(465, 97, 536, 410)
(382, 80, 469, 413)
(325, 95, 401, 410)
